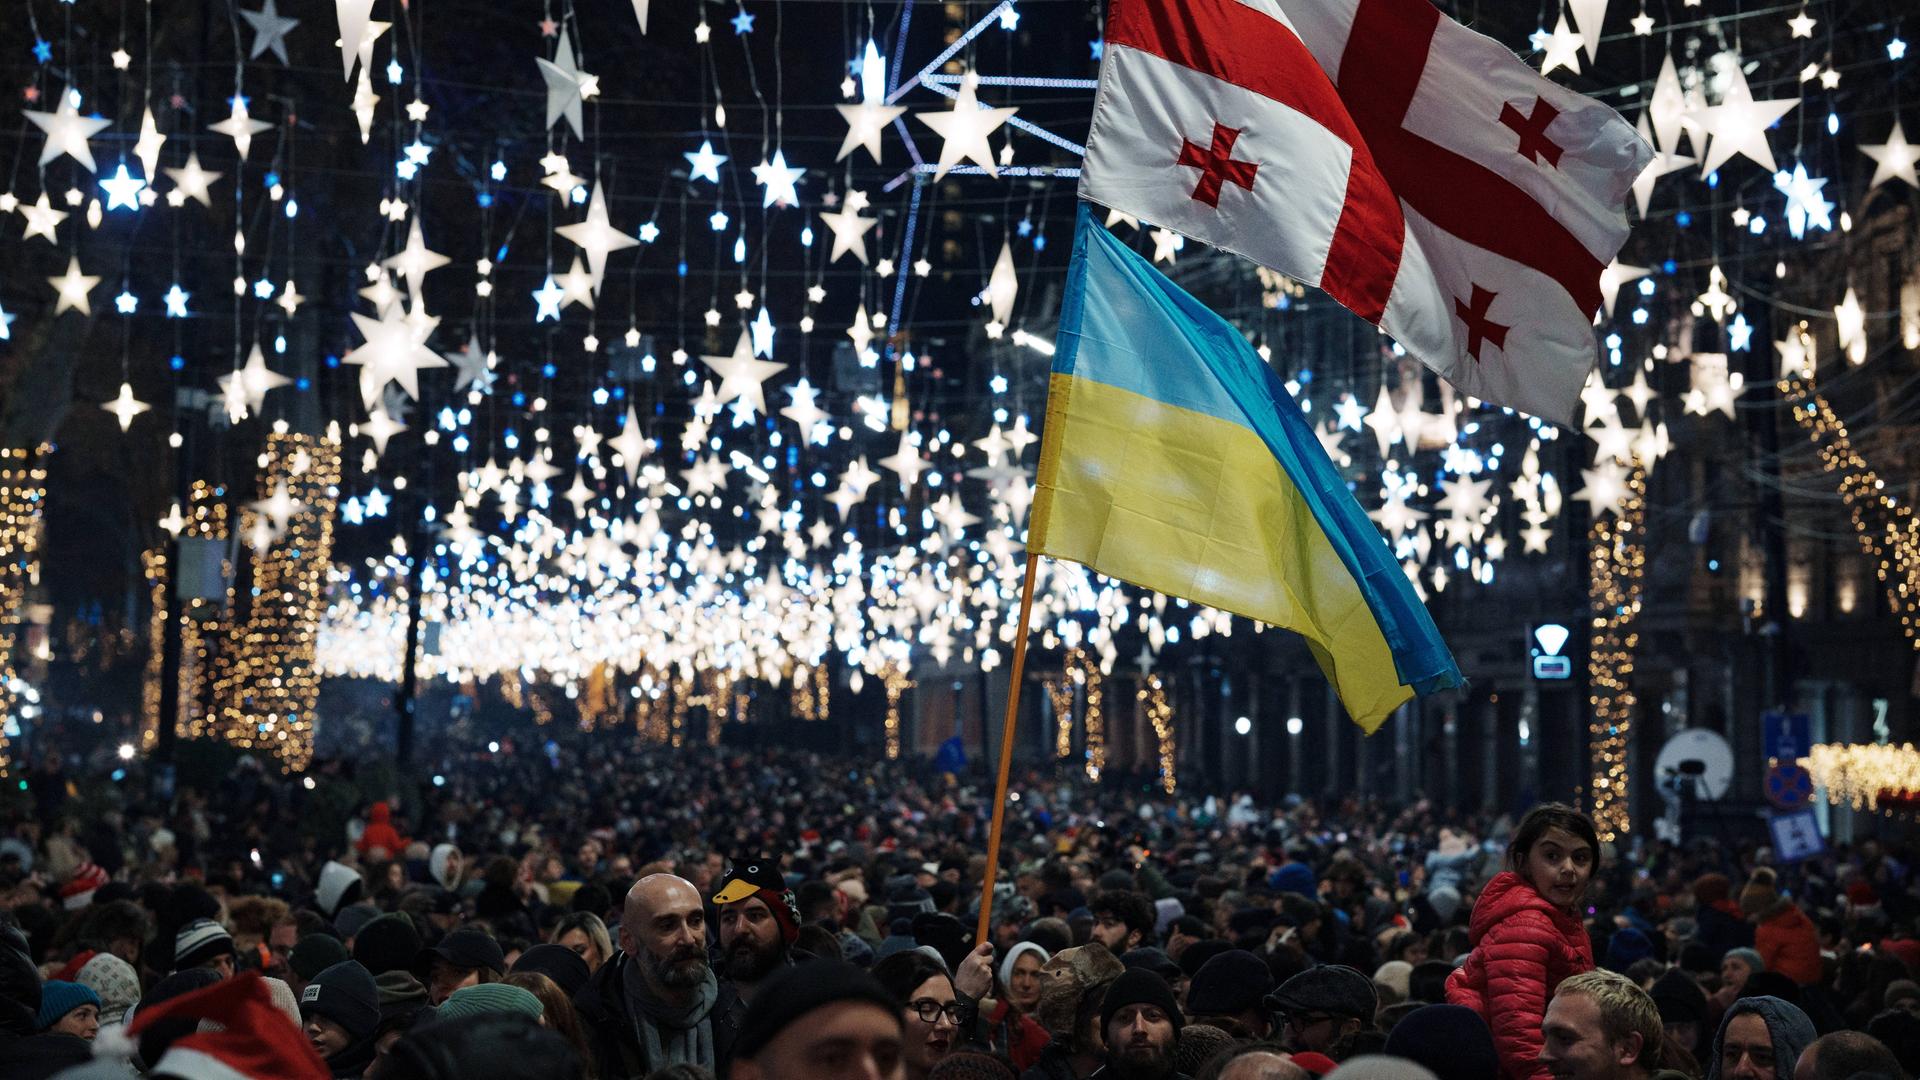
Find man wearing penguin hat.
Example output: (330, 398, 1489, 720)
(712, 858, 803, 1003)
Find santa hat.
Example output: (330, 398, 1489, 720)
(714, 858, 802, 945)
(97, 972, 330, 1080)
(61, 863, 109, 911)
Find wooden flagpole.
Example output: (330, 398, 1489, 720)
(975, 552, 1041, 947)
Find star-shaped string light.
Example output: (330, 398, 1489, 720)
(48, 257, 100, 315)
(819, 202, 878, 264)
(134, 108, 166, 181)
(556, 183, 639, 294)
(536, 28, 595, 139)
(915, 72, 1018, 180)
(701, 331, 788, 417)
(164, 151, 223, 207)
(1771, 163, 1832, 238)
(241, 0, 301, 64)
(20, 192, 69, 243)
(1537, 14, 1584, 75)
(382, 218, 452, 295)
(1862, 120, 1919, 190)
(532, 276, 565, 322)
(360, 404, 407, 455)
(344, 308, 448, 405)
(209, 95, 275, 159)
(102, 383, 150, 430)
(684, 140, 727, 183)
(878, 432, 929, 490)
(24, 90, 111, 172)
(1683, 63, 1797, 174)
(751, 151, 805, 208)
(779, 378, 831, 440)
(750, 307, 777, 358)
(836, 40, 906, 162)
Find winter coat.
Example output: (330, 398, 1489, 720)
(0, 922, 91, 1080)
(356, 802, 409, 859)
(1020, 1043, 1090, 1080)
(1753, 900, 1822, 986)
(1446, 871, 1594, 1080)
(1694, 901, 1754, 962)
(572, 950, 743, 1080)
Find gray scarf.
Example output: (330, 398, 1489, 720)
(623, 956, 719, 1069)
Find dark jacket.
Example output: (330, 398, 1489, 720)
(0, 922, 91, 1080)
(572, 950, 743, 1080)
(1021, 1042, 1091, 1080)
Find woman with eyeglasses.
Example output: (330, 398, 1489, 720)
(1445, 803, 1600, 1080)
(873, 950, 966, 1080)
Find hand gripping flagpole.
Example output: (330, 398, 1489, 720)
(975, 552, 1041, 947)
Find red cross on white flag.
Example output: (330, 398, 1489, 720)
(1080, 0, 1652, 426)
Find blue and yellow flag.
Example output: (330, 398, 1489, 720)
(1029, 207, 1461, 732)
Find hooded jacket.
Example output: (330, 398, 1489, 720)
(1705, 996, 1816, 1080)
(1752, 899, 1822, 986)
(571, 950, 743, 1080)
(356, 803, 409, 860)
(1445, 871, 1593, 1080)
(314, 861, 364, 918)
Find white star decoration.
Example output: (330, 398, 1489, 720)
(48, 257, 100, 315)
(701, 331, 788, 417)
(24, 91, 111, 173)
(241, 0, 301, 64)
(209, 96, 274, 160)
(344, 308, 448, 406)
(103, 383, 151, 431)
(1862, 121, 1919, 190)
(878, 432, 929, 490)
(555, 183, 639, 293)
(1683, 62, 1796, 175)
(536, 28, 595, 140)
(751, 151, 805, 208)
(165, 152, 223, 208)
(915, 72, 1017, 180)
(819, 203, 878, 265)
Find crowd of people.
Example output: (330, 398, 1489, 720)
(1, 737, 1918, 1080)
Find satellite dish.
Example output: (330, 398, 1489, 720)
(1655, 728, 1734, 802)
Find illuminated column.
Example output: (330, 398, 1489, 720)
(1587, 462, 1647, 842)
(217, 430, 341, 770)
(0, 447, 49, 776)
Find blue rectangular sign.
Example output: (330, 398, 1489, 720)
(1763, 711, 1812, 763)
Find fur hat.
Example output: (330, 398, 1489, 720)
(1034, 944, 1126, 1041)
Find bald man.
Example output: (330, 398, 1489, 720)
(1217, 1049, 1311, 1080)
(573, 874, 745, 1079)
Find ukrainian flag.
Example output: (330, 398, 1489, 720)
(1030, 207, 1461, 732)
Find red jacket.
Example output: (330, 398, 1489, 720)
(355, 802, 409, 859)
(1754, 901, 1822, 985)
(1446, 871, 1594, 1080)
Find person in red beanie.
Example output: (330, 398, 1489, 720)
(1738, 868, 1821, 987)
(1446, 803, 1599, 1080)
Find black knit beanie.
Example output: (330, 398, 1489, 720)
(1100, 967, 1185, 1036)
(734, 959, 903, 1060)
(299, 960, 381, 1042)
(353, 914, 424, 977)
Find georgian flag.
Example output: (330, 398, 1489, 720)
(1081, 0, 1652, 426)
